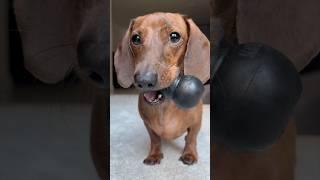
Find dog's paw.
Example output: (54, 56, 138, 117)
(143, 153, 163, 165)
(179, 153, 197, 165)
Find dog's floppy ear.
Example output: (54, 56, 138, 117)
(114, 20, 135, 88)
(184, 18, 210, 83)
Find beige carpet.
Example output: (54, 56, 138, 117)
(110, 95, 210, 180)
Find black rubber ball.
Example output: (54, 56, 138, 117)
(213, 43, 302, 151)
(162, 75, 205, 109)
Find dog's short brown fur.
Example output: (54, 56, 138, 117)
(114, 13, 210, 165)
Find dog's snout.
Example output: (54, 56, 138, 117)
(134, 72, 158, 89)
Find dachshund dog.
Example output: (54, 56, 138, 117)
(114, 12, 210, 165)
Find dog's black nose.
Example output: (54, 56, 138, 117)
(134, 72, 158, 89)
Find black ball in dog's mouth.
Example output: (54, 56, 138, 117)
(143, 91, 165, 105)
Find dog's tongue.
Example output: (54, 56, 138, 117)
(143, 91, 157, 102)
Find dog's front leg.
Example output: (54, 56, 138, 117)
(143, 122, 163, 165)
(180, 120, 201, 165)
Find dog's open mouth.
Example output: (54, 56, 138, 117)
(143, 91, 165, 105)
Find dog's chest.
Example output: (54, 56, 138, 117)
(151, 110, 186, 140)
(138, 97, 190, 140)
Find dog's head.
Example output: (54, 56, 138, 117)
(114, 13, 210, 91)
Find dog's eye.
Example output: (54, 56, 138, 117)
(169, 32, 181, 43)
(131, 34, 141, 45)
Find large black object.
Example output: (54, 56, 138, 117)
(213, 42, 302, 151)
(162, 75, 205, 109)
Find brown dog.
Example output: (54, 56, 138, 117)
(114, 12, 210, 165)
